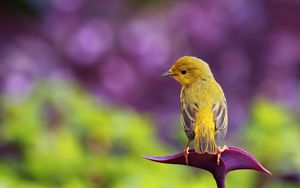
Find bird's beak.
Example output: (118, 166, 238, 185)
(161, 70, 174, 77)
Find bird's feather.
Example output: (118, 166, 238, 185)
(212, 96, 228, 144)
(180, 100, 197, 141)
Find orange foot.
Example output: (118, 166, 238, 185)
(217, 145, 228, 165)
(184, 147, 190, 165)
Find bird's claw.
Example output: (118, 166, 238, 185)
(184, 147, 190, 165)
(216, 145, 228, 165)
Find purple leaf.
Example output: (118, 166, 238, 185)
(143, 146, 271, 188)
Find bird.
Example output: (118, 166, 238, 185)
(162, 56, 228, 165)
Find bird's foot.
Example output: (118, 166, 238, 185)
(184, 147, 190, 165)
(216, 145, 228, 165)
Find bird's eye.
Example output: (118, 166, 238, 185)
(181, 70, 187, 75)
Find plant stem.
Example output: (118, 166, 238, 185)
(214, 175, 225, 188)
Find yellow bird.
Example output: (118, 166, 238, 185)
(162, 56, 228, 165)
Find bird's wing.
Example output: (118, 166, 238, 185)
(212, 95, 228, 144)
(180, 100, 198, 141)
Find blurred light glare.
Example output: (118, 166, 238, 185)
(4, 73, 33, 100)
(171, 3, 228, 49)
(218, 49, 251, 82)
(65, 19, 113, 63)
(52, 0, 83, 12)
(120, 20, 170, 69)
(4, 49, 33, 72)
(268, 33, 300, 67)
(100, 56, 137, 98)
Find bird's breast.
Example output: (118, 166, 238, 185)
(181, 82, 212, 108)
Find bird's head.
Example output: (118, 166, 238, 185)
(162, 56, 213, 86)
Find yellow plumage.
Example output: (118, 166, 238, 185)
(162, 56, 228, 155)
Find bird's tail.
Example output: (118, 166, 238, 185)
(194, 127, 217, 154)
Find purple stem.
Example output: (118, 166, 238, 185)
(214, 175, 225, 188)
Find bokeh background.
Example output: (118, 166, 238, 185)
(0, 0, 300, 187)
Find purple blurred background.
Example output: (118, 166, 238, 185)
(1, 0, 300, 142)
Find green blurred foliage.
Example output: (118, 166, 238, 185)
(0, 80, 212, 188)
(243, 98, 300, 188)
(0, 81, 299, 188)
